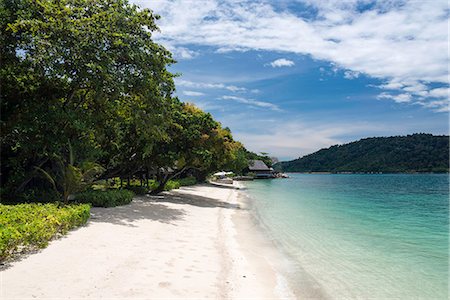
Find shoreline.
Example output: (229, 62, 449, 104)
(1, 183, 295, 299)
(218, 182, 296, 299)
(237, 185, 330, 300)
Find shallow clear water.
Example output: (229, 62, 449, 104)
(244, 174, 449, 299)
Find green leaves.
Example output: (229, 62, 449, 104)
(0, 203, 90, 261)
(1, 0, 175, 196)
(75, 189, 134, 207)
(1, 0, 248, 199)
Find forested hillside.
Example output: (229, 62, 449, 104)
(278, 134, 449, 173)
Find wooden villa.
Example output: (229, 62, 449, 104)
(246, 160, 274, 178)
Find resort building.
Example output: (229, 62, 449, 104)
(247, 160, 274, 178)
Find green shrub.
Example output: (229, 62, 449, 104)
(148, 179, 178, 192)
(125, 185, 149, 195)
(165, 180, 180, 190)
(0, 203, 90, 261)
(146, 177, 196, 193)
(148, 180, 158, 190)
(75, 189, 134, 207)
(175, 176, 197, 186)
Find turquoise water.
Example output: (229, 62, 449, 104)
(244, 174, 449, 299)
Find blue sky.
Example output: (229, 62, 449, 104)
(133, 0, 449, 160)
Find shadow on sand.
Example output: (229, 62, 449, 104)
(90, 184, 239, 227)
(0, 185, 239, 270)
(89, 199, 186, 227)
(151, 188, 240, 210)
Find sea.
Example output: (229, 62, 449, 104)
(243, 173, 449, 299)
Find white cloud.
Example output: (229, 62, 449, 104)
(416, 99, 449, 113)
(172, 46, 199, 59)
(376, 80, 448, 110)
(377, 92, 412, 103)
(176, 79, 249, 93)
(182, 90, 204, 96)
(232, 120, 383, 158)
(379, 81, 404, 90)
(267, 58, 295, 68)
(176, 79, 225, 89)
(134, 0, 449, 112)
(220, 95, 281, 111)
(343, 70, 360, 79)
(216, 46, 249, 53)
(226, 85, 247, 92)
(162, 43, 199, 60)
(428, 87, 449, 98)
(215, 108, 448, 158)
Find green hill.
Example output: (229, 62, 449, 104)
(278, 134, 449, 173)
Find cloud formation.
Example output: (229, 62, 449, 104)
(377, 92, 411, 103)
(176, 79, 250, 93)
(232, 119, 384, 158)
(219, 95, 281, 111)
(268, 58, 295, 68)
(183, 90, 204, 96)
(134, 0, 449, 112)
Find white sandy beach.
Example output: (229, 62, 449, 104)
(1, 184, 295, 299)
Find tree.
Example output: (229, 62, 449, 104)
(148, 101, 246, 194)
(1, 0, 175, 200)
(1, 0, 252, 201)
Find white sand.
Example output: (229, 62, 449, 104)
(1, 184, 295, 299)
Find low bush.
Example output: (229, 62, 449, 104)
(144, 177, 197, 193)
(75, 189, 134, 207)
(164, 180, 180, 190)
(0, 203, 90, 261)
(148, 179, 179, 192)
(125, 185, 149, 195)
(175, 176, 197, 187)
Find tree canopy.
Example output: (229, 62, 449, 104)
(1, 0, 248, 201)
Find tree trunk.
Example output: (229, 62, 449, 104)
(150, 176, 169, 195)
(150, 167, 188, 195)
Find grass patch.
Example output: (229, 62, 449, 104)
(175, 176, 197, 187)
(75, 189, 134, 207)
(0, 203, 90, 262)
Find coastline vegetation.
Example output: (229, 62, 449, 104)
(278, 134, 449, 173)
(0, 203, 90, 261)
(75, 189, 134, 208)
(0, 0, 254, 204)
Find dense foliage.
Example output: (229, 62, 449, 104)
(175, 176, 197, 187)
(278, 134, 449, 173)
(75, 189, 134, 207)
(1, 0, 248, 201)
(0, 203, 90, 261)
(244, 150, 274, 168)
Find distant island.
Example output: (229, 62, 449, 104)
(277, 134, 449, 173)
